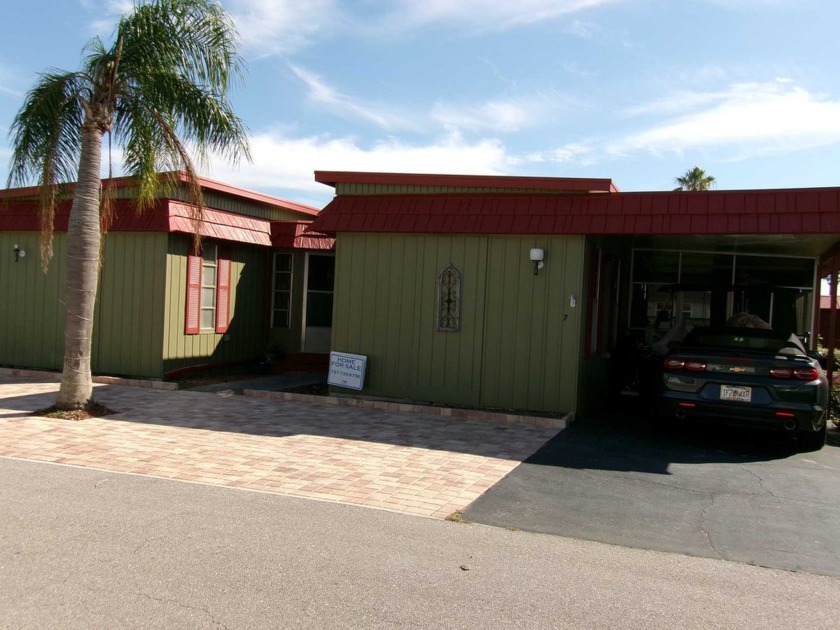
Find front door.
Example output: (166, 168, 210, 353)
(302, 253, 335, 353)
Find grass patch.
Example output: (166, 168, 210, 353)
(33, 401, 115, 421)
(445, 510, 469, 524)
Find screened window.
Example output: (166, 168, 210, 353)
(630, 249, 816, 337)
(200, 246, 217, 330)
(272, 253, 293, 329)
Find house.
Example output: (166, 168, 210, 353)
(309, 171, 840, 417)
(0, 173, 334, 379)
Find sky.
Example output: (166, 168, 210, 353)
(1, 0, 839, 207)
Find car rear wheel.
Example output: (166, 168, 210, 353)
(796, 422, 827, 452)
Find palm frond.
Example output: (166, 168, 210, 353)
(7, 71, 89, 268)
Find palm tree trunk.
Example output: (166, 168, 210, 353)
(56, 121, 103, 409)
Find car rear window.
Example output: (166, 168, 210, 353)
(683, 328, 805, 354)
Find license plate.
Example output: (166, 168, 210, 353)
(720, 385, 751, 402)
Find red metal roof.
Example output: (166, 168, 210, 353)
(271, 221, 335, 250)
(314, 171, 619, 193)
(168, 202, 272, 246)
(0, 199, 275, 246)
(0, 172, 320, 217)
(309, 188, 840, 236)
(821, 296, 840, 309)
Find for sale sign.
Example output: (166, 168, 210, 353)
(328, 352, 367, 390)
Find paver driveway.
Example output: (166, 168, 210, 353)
(0, 376, 558, 518)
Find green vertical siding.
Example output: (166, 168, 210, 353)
(0, 231, 169, 377)
(162, 235, 269, 374)
(0, 232, 66, 370)
(331, 233, 586, 413)
(91, 233, 168, 378)
(479, 236, 584, 412)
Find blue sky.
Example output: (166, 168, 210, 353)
(1, 0, 839, 207)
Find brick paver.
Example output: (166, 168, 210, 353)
(0, 376, 558, 518)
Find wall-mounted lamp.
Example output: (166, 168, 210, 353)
(529, 248, 545, 276)
(13, 244, 26, 263)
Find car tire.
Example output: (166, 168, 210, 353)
(796, 422, 827, 452)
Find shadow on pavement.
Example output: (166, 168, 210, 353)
(526, 405, 813, 475)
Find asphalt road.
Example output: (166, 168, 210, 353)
(464, 411, 840, 577)
(2, 457, 840, 629)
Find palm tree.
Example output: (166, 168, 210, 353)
(6, 0, 250, 410)
(674, 166, 716, 191)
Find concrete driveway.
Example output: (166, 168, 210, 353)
(463, 410, 840, 577)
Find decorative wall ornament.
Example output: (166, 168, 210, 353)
(436, 265, 462, 332)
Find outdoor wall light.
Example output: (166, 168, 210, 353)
(529, 248, 545, 275)
(13, 244, 25, 262)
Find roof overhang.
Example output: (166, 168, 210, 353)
(271, 221, 335, 250)
(0, 172, 320, 217)
(314, 170, 619, 193)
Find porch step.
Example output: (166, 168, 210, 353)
(271, 353, 329, 374)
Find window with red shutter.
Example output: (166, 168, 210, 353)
(216, 258, 231, 333)
(185, 255, 202, 334)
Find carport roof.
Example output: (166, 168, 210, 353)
(309, 187, 840, 237)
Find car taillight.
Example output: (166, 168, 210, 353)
(769, 367, 819, 381)
(794, 367, 819, 381)
(770, 367, 793, 379)
(663, 358, 706, 372)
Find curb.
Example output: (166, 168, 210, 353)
(0, 368, 178, 391)
(243, 388, 571, 430)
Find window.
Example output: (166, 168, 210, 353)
(185, 244, 231, 335)
(272, 253, 293, 328)
(305, 254, 335, 328)
(436, 265, 461, 332)
(201, 246, 218, 330)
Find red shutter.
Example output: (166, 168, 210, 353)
(215, 257, 231, 333)
(185, 255, 201, 334)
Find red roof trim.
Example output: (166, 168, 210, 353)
(314, 170, 619, 193)
(271, 221, 335, 250)
(309, 189, 840, 237)
(168, 202, 272, 246)
(0, 172, 320, 216)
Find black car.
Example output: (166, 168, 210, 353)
(656, 326, 829, 451)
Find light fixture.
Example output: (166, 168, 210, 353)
(13, 244, 25, 262)
(529, 248, 545, 276)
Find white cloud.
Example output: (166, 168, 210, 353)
(607, 80, 840, 159)
(226, 0, 341, 56)
(431, 96, 560, 133)
(87, 1, 133, 36)
(383, 0, 624, 31)
(205, 130, 515, 204)
(152, 0, 621, 60)
(0, 61, 24, 99)
(524, 143, 595, 166)
(289, 65, 415, 131)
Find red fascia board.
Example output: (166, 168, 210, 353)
(314, 170, 619, 193)
(308, 188, 840, 236)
